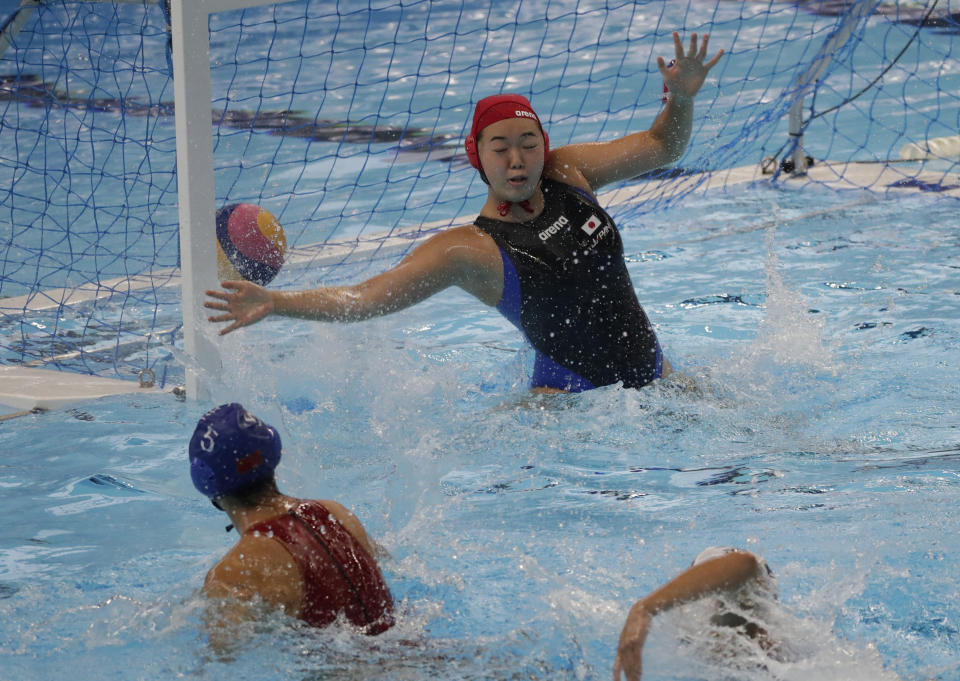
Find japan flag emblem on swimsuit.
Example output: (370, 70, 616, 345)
(580, 214, 601, 236)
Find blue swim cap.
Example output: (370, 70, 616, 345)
(189, 403, 282, 499)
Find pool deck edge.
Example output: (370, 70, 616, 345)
(0, 365, 165, 415)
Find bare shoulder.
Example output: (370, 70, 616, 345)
(318, 499, 378, 557)
(543, 145, 599, 196)
(401, 222, 500, 271)
(546, 133, 666, 192)
(410, 223, 502, 305)
(204, 533, 303, 609)
(317, 498, 358, 528)
(422, 222, 499, 255)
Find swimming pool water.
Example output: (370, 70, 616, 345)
(1, 181, 957, 680)
(2, 0, 959, 677)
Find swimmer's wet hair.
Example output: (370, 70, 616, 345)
(221, 475, 279, 509)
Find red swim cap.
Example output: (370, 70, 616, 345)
(464, 94, 549, 172)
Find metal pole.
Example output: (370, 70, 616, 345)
(0, 1, 40, 61)
(783, 0, 880, 176)
(788, 99, 806, 176)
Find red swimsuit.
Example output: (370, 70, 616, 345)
(246, 501, 394, 634)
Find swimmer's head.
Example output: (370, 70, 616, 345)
(189, 403, 282, 500)
(465, 93, 550, 182)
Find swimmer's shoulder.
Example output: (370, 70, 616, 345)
(206, 532, 300, 587)
(414, 222, 501, 271)
(543, 145, 599, 198)
(429, 221, 500, 248)
(405, 218, 495, 253)
(406, 222, 502, 304)
(314, 499, 379, 557)
(204, 531, 304, 612)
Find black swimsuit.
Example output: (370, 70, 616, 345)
(475, 178, 663, 391)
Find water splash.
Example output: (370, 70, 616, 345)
(742, 218, 835, 374)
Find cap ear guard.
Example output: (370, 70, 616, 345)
(190, 457, 218, 498)
(464, 133, 480, 170)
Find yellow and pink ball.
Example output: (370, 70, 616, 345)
(215, 203, 287, 285)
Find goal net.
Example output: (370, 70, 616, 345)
(1, 0, 957, 390)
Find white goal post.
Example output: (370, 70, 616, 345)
(169, 0, 295, 399)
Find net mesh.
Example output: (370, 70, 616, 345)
(1, 0, 957, 384)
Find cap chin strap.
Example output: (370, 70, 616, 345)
(496, 177, 542, 218)
(211, 498, 235, 532)
(497, 199, 536, 217)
